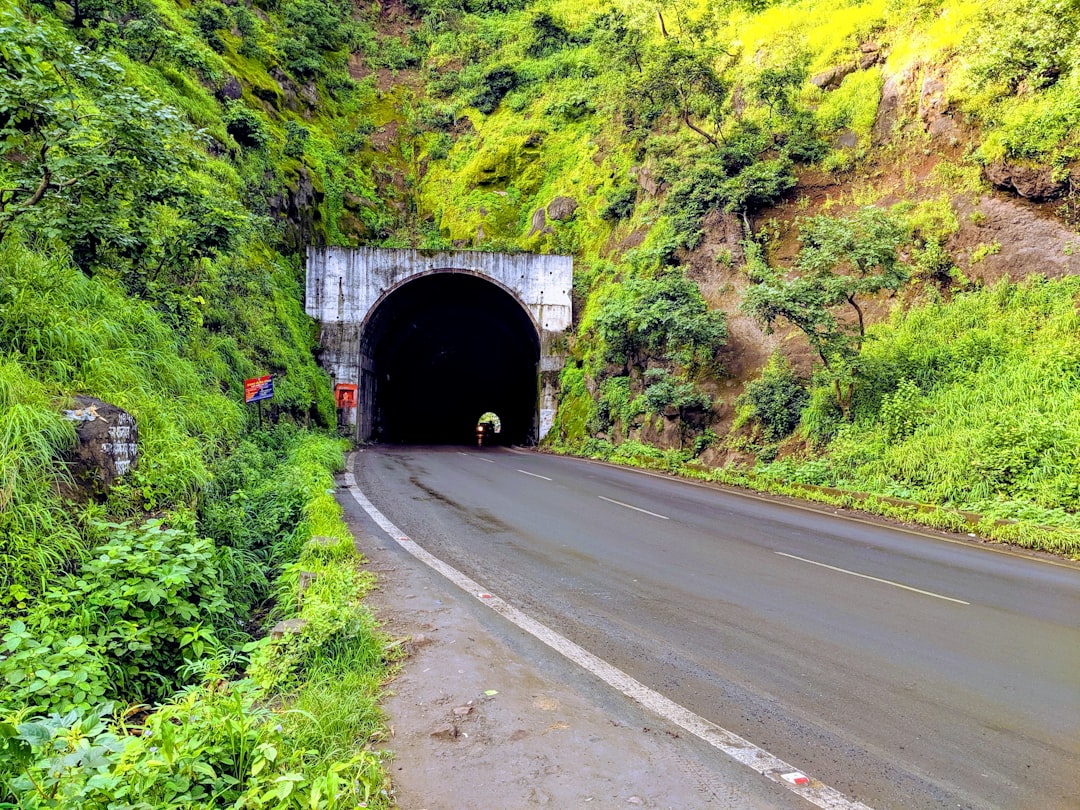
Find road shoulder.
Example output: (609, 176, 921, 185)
(335, 470, 789, 810)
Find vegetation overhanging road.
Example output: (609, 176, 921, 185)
(354, 446, 1080, 810)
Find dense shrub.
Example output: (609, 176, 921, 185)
(642, 368, 711, 416)
(471, 64, 518, 113)
(599, 185, 637, 221)
(734, 354, 809, 442)
(590, 271, 727, 371)
(224, 100, 270, 149)
(663, 145, 796, 248)
(6, 521, 230, 705)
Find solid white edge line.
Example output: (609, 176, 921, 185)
(598, 495, 669, 520)
(344, 460, 874, 810)
(517, 469, 553, 481)
(775, 552, 971, 605)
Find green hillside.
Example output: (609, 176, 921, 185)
(1, 0, 1078, 804)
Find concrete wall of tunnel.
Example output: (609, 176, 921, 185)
(305, 247, 572, 444)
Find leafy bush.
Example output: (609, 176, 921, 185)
(966, 0, 1079, 95)
(525, 11, 574, 59)
(590, 270, 727, 372)
(471, 64, 518, 114)
(599, 185, 637, 221)
(278, 0, 357, 78)
(225, 100, 270, 149)
(19, 521, 230, 703)
(642, 369, 711, 416)
(734, 354, 809, 442)
(663, 143, 796, 248)
(0, 624, 110, 716)
(0, 681, 389, 809)
(190, 1, 229, 52)
(283, 121, 309, 158)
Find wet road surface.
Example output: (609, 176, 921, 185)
(352, 446, 1080, 809)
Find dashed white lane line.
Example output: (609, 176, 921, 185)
(598, 495, 669, 520)
(775, 552, 971, 605)
(344, 463, 874, 810)
(517, 469, 553, 481)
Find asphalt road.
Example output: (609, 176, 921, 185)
(352, 446, 1080, 809)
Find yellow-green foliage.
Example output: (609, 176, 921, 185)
(814, 68, 883, 144)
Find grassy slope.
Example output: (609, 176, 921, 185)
(405, 0, 1080, 553)
(0, 1, 399, 805)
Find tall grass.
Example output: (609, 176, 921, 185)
(0, 360, 81, 601)
(761, 277, 1080, 529)
(0, 239, 244, 513)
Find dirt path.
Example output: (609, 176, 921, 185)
(337, 475, 794, 810)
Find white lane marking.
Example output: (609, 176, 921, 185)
(575, 455, 1080, 571)
(775, 552, 971, 605)
(517, 469, 553, 481)
(598, 495, 669, 520)
(344, 461, 873, 810)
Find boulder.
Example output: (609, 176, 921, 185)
(63, 396, 137, 493)
(528, 207, 552, 237)
(811, 63, 856, 91)
(547, 196, 578, 221)
(984, 161, 1067, 202)
(217, 75, 243, 101)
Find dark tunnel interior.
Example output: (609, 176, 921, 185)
(363, 272, 540, 445)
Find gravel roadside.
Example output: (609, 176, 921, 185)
(336, 471, 795, 810)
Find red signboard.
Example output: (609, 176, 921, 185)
(244, 375, 274, 404)
(335, 383, 358, 409)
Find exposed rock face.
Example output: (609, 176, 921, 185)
(858, 41, 885, 70)
(268, 68, 316, 115)
(630, 164, 667, 197)
(835, 129, 858, 149)
(918, 67, 957, 140)
(270, 165, 324, 249)
(528, 207, 553, 237)
(547, 196, 578, 221)
(63, 396, 137, 494)
(950, 196, 1080, 281)
(811, 63, 856, 90)
(984, 161, 1068, 201)
(217, 75, 243, 101)
(873, 76, 902, 144)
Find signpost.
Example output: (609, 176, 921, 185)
(244, 375, 274, 426)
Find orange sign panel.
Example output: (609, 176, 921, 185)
(335, 383, 358, 409)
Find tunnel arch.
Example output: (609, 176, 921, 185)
(358, 270, 541, 445)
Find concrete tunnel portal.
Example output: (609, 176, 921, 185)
(363, 272, 540, 445)
(305, 248, 573, 445)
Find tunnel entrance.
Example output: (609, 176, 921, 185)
(361, 272, 541, 445)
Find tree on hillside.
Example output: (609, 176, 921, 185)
(638, 43, 728, 147)
(742, 208, 908, 417)
(589, 8, 645, 73)
(0, 15, 185, 246)
(593, 270, 727, 373)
